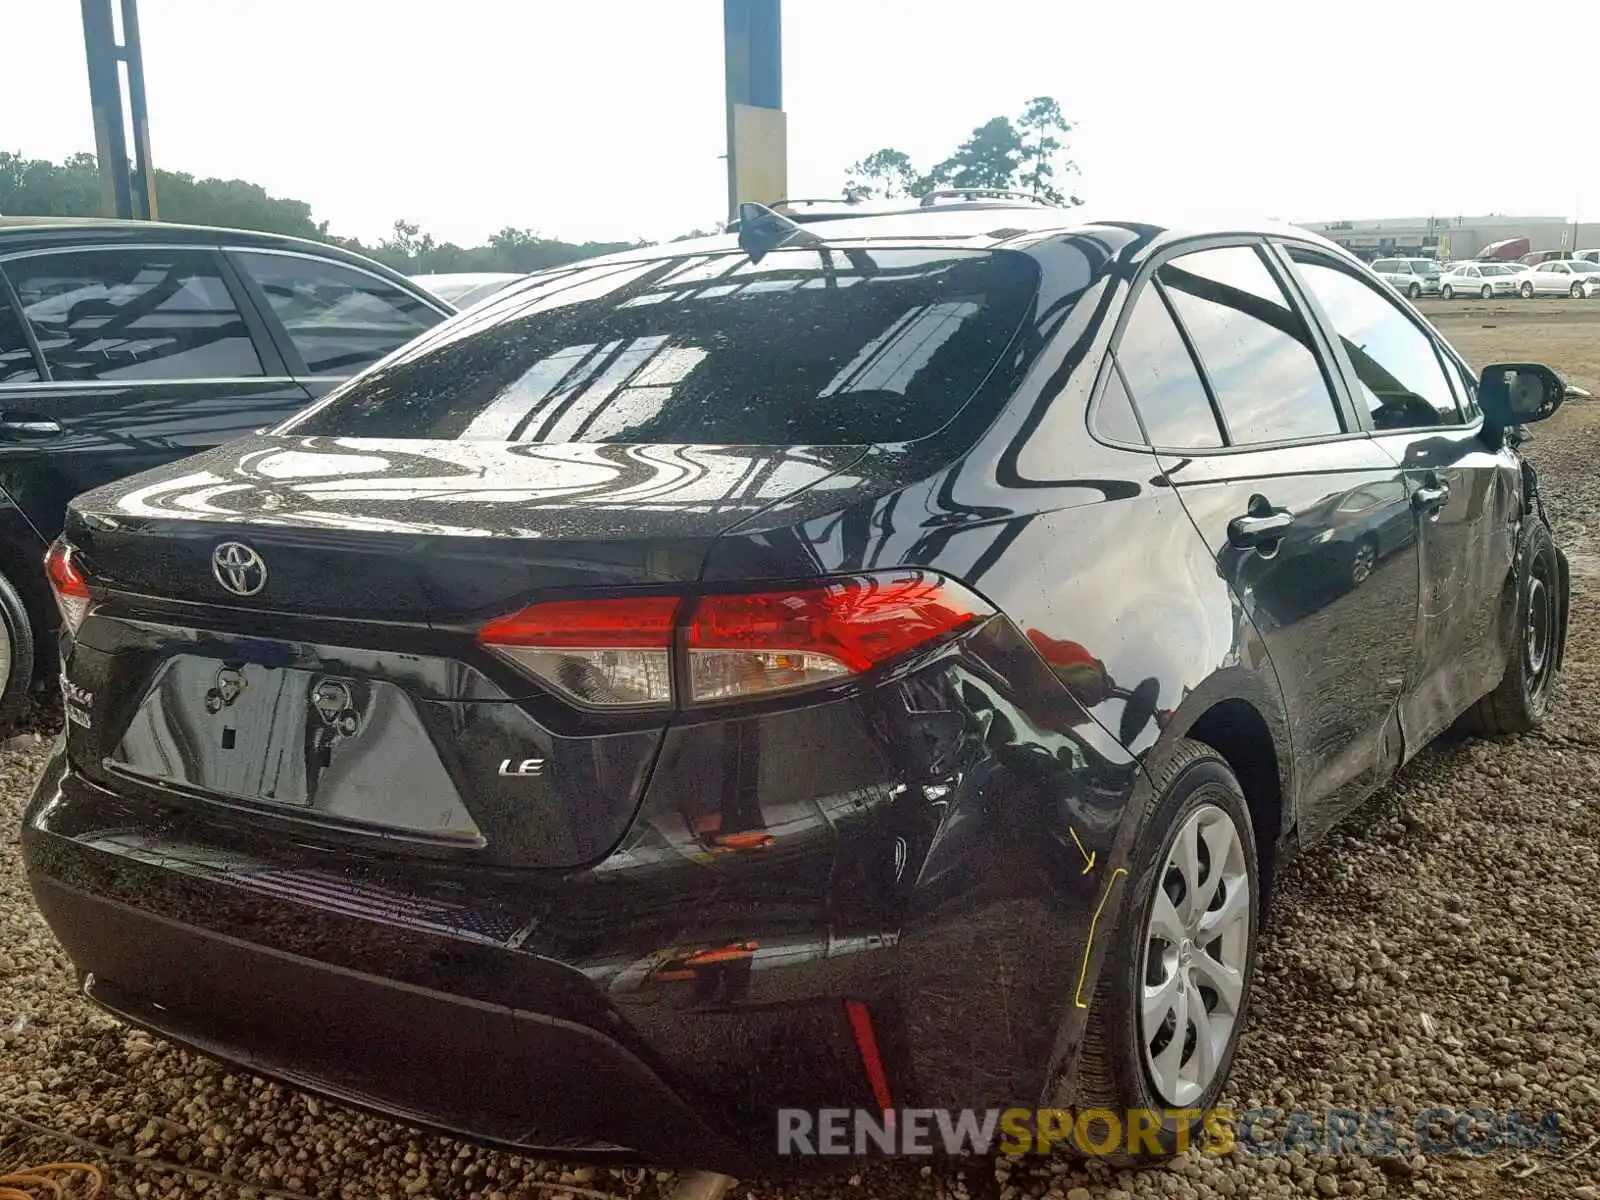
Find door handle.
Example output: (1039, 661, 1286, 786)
(1228, 504, 1295, 549)
(1411, 481, 1450, 514)
(0, 413, 62, 440)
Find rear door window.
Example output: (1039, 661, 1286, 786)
(0, 293, 41, 384)
(1158, 245, 1343, 443)
(231, 251, 440, 377)
(285, 247, 1042, 444)
(1113, 286, 1222, 449)
(4, 248, 263, 381)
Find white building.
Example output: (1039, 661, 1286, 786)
(1296, 214, 1597, 260)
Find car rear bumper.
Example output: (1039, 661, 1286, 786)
(23, 619, 1136, 1168)
(32, 869, 737, 1166)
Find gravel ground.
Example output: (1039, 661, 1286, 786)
(5, 332, 1600, 1199)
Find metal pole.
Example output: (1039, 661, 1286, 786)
(81, 0, 133, 218)
(723, 0, 782, 222)
(120, 0, 158, 220)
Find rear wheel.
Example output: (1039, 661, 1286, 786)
(1460, 520, 1561, 735)
(1480, 284, 1493, 299)
(1064, 740, 1259, 1162)
(0, 570, 36, 734)
(1349, 536, 1377, 587)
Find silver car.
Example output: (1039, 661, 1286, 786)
(1439, 261, 1523, 299)
(1518, 259, 1600, 298)
(1370, 256, 1442, 298)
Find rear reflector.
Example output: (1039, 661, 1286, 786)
(44, 538, 90, 637)
(477, 573, 987, 709)
(478, 595, 679, 709)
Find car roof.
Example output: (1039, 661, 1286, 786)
(0, 214, 440, 298)
(0, 214, 311, 243)
(565, 205, 1350, 271)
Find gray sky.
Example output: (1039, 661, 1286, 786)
(6, 0, 1597, 246)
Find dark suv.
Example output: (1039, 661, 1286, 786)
(22, 201, 1569, 1171)
(0, 218, 451, 726)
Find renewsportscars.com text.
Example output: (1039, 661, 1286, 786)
(777, 1107, 1564, 1157)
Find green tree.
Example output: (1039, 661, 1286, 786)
(926, 117, 1024, 193)
(834, 96, 1083, 207)
(0, 151, 642, 275)
(842, 148, 920, 200)
(1016, 96, 1081, 206)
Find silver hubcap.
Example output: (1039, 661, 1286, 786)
(1351, 542, 1376, 584)
(1527, 575, 1550, 677)
(1140, 803, 1251, 1107)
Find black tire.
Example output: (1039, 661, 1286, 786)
(1407, 282, 1422, 299)
(1065, 739, 1260, 1163)
(1521, 280, 1535, 299)
(1441, 284, 1454, 299)
(0, 570, 36, 734)
(1459, 520, 1561, 735)
(1479, 284, 1492, 299)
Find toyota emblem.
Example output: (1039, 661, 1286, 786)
(212, 542, 267, 597)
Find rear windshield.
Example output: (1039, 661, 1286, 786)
(284, 247, 1041, 445)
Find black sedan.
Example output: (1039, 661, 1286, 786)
(0, 217, 452, 728)
(22, 201, 1569, 1171)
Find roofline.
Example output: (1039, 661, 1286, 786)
(0, 215, 420, 288)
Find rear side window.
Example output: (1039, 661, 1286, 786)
(232, 251, 439, 376)
(0, 296, 41, 384)
(1159, 246, 1342, 443)
(1114, 287, 1222, 449)
(285, 248, 1041, 444)
(4, 248, 262, 381)
(1288, 254, 1463, 429)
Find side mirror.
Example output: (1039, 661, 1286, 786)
(1478, 363, 1567, 429)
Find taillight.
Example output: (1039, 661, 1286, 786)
(44, 538, 90, 637)
(477, 573, 987, 709)
(687, 574, 985, 702)
(477, 595, 679, 709)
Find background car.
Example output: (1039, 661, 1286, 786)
(1575, 248, 1600, 264)
(22, 203, 1570, 1172)
(0, 217, 453, 728)
(410, 271, 525, 308)
(1370, 256, 1441, 298)
(1440, 261, 1524, 298)
(1519, 258, 1600, 297)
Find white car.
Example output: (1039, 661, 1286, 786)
(1439, 261, 1525, 299)
(1370, 256, 1442, 298)
(409, 272, 525, 308)
(1518, 259, 1600, 298)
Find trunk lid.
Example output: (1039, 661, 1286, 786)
(61, 435, 868, 870)
(67, 435, 866, 621)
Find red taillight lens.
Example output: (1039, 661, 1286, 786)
(44, 538, 90, 637)
(477, 575, 987, 709)
(477, 595, 680, 708)
(687, 574, 985, 703)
